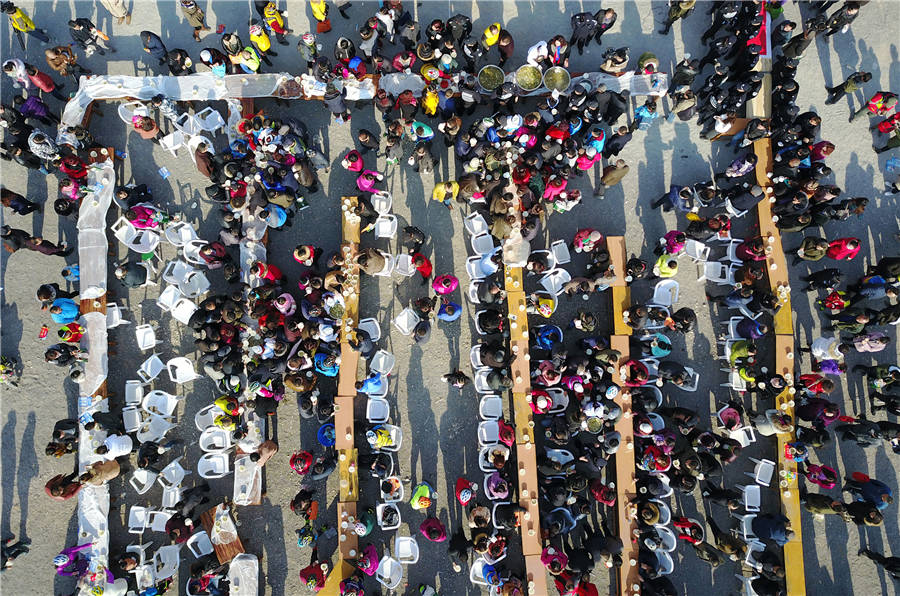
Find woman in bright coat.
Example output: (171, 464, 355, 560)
(826, 237, 861, 260)
(263, 2, 291, 44)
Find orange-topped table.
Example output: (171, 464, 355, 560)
(606, 237, 633, 337)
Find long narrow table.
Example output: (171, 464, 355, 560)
(322, 198, 362, 595)
(607, 237, 640, 596)
(200, 504, 246, 564)
(749, 72, 805, 595)
(503, 264, 549, 596)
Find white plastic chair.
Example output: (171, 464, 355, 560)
(545, 388, 570, 414)
(118, 101, 150, 125)
(479, 445, 505, 473)
(468, 281, 482, 303)
(123, 406, 142, 438)
(724, 198, 749, 218)
(167, 357, 199, 384)
(374, 254, 396, 277)
(366, 398, 390, 423)
(471, 232, 496, 255)
(479, 395, 503, 420)
(470, 557, 490, 586)
(394, 537, 419, 564)
(698, 261, 736, 286)
(655, 526, 677, 552)
(161, 484, 181, 508)
(650, 499, 671, 526)
(106, 302, 130, 329)
(194, 107, 226, 133)
(370, 350, 395, 375)
(375, 425, 403, 452)
(186, 531, 214, 558)
(478, 421, 500, 446)
(156, 285, 182, 312)
(473, 368, 493, 394)
(656, 551, 674, 576)
(730, 425, 756, 448)
(550, 239, 571, 265)
(136, 414, 175, 444)
(137, 354, 165, 384)
(198, 452, 231, 478)
(143, 390, 180, 417)
(381, 477, 404, 503)
(392, 307, 421, 336)
(171, 298, 198, 325)
(162, 260, 194, 285)
(734, 513, 758, 543)
(146, 509, 173, 531)
(179, 270, 210, 298)
(194, 404, 219, 431)
(135, 325, 160, 351)
(651, 279, 680, 307)
(725, 239, 746, 264)
(127, 505, 151, 534)
(125, 380, 144, 406)
(376, 503, 401, 530)
(136, 261, 158, 287)
(371, 191, 393, 215)
(464, 213, 489, 236)
(160, 130, 186, 157)
(739, 484, 761, 513)
(175, 112, 205, 136)
(182, 239, 208, 266)
(129, 469, 158, 495)
(720, 316, 744, 343)
(376, 556, 403, 589)
(126, 543, 151, 565)
(470, 344, 485, 368)
(164, 222, 198, 247)
(112, 217, 161, 254)
(152, 544, 181, 580)
(393, 254, 415, 277)
(357, 318, 381, 342)
(199, 427, 233, 452)
(374, 215, 398, 239)
(683, 239, 711, 263)
(745, 541, 766, 571)
(540, 268, 572, 296)
(745, 458, 775, 487)
(677, 367, 700, 392)
(157, 457, 189, 489)
(465, 255, 488, 280)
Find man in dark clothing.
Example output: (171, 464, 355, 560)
(194, 142, 214, 178)
(2, 226, 70, 256)
(447, 528, 471, 572)
(825, 71, 871, 105)
(603, 126, 632, 159)
(593, 8, 617, 44)
(569, 12, 597, 55)
(356, 129, 379, 154)
(114, 262, 148, 288)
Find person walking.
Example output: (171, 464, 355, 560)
(858, 549, 900, 581)
(180, 0, 210, 42)
(2, 2, 49, 45)
(660, 0, 696, 35)
(45, 46, 90, 79)
(825, 71, 870, 105)
(68, 18, 113, 56)
(98, 0, 130, 24)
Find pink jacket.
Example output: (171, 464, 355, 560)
(826, 238, 860, 261)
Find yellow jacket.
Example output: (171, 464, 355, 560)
(422, 91, 439, 116)
(653, 254, 678, 278)
(8, 7, 36, 32)
(482, 23, 501, 46)
(432, 181, 459, 202)
(250, 28, 271, 52)
(309, 0, 328, 22)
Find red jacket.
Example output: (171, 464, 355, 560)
(28, 69, 58, 92)
(826, 238, 860, 261)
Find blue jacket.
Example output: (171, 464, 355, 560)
(51, 298, 79, 324)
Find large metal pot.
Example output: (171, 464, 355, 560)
(477, 65, 505, 92)
(542, 66, 571, 93)
(514, 64, 542, 92)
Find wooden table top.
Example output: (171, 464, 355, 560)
(335, 501, 359, 560)
(609, 334, 640, 596)
(199, 504, 245, 565)
(514, 444, 543, 557)
(337, 447, 359, 503)
(524, 553, 550, 596)
(511, 392, 536, 446)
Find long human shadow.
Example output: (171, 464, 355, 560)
(1, 411, 17, 538)
(15, 412, 38, 541)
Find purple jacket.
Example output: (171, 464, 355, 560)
(19, 95, 50, 118)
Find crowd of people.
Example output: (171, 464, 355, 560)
(1, 0, 898, 594)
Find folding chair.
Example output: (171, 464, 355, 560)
(745, 458, 775, 487)
(550, 239, 571, 265)
(357, 318, 381, 342)
(738, 484, 761, 513)
(683, 239, 710, 263)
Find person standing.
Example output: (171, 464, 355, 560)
(180, 0, 210, 42)
(825, 71, 871, 105)
(2, 2, 49, 44)
(68, 18, 113, 56)
(45, 46, 90, 79)
(660, 0, 696, 35)
(24, 64, 67, 101)
(570, 12, 598, 56)
(98, 0, 130, 25)
(140, 30, 168, 66)
(593, 8, 617, 45)
(1, 187, 39, 215)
